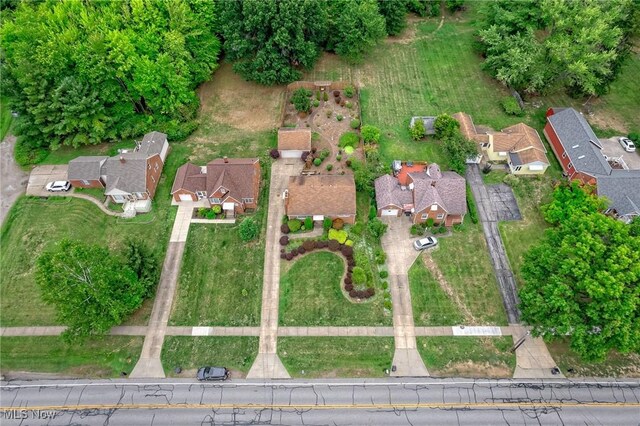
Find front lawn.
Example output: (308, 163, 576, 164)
(161, 336, 258, 377)
(0, 336, 142, 377)
(278, 337, 394, 378)
(279, 251, 389, 326)
(417, 336, 515, 378)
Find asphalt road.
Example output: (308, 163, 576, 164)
(1, 378, 639, 425)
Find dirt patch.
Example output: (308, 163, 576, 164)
(586, 104, 629, 134)
(197, 62, 284, 132)
(434, 361, 513, 378)
(421, 255, 477, 324)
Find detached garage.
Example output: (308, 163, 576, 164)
(278, 128, 311, 159)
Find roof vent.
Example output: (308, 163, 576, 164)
(572, 144, 580, 149)
(223, 156, 228, 163)
(578, 155, 585, 159)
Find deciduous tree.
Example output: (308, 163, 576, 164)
(378, 0, 407, 36)
(326, 0, 386, 62)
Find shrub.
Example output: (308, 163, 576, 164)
(326, 164, 333, 171)
(323, 218, 332, 231)
(628, 132, 640, 142)
(281, 223, 290, 234)
(366, 287, 375, 297)
(280, 252, 287, 259)
(197, 207, 207, 217)
(279, 236, 289, 246)
(368, 205, 377, 220)
(501, 96, 524, 116)
(301, 151, 310, 161)
(291, 248, 298, 256)
(379, 270, 389, 279)
(319, 149, 330, 160)
(384, 300, 392, 310)
(341, 245, 354, 257)
(312, 99, 320, 108)
(345, 283, 354, 291)
(350, 119, 360, 129)
(326, 110, 332, 118)
(344, 146, 354, 155)
(335, 96, 341, 104)
(345, 101, 352, 109)
(336, 114, 343, 121)
(212, 205, 222, 214)
(434, 113, 460, 139)
(328, 228, 348, 244)
(304, 217, 313, 230)
(205, 209, 217, 219)
(344, 85, 355, 98)
(382, 281, 388, 290)
(367, 218, 388, 242)
(349, 289, 358, 298)
(333, 90, 340, 97)
(313, 158, 322, 167)
(345, 159, 352, 167)
(298, 246, 306, 255)
(311, 147, 317, 153)
(323, 92, 329, 101)
(350, 222, 363, 235)
(332, 218, 344, 229)
(302, 240, 315, 251)
(410, 119, 426, 140)
(446, 0, 465, 11)
(316, 90, 321, 100)
(352, 266, 366, 285)
(338, 132, 359, 148)
(376, 250, 386, 265)
(269, 148, 280, 159)
(14, 141, 48, 166)
(466, 184, 478, 224)
(410, 224, 421, 235)
(291, 88, 311, 113)
(288, 219, 302, 232)
(336, 154, 342, 161)
(482, 164, 492, 174)
(286, 252, 293, 261)
(328, 240, 340, 251)
(361, 125, 381, 144)
(340, 99, 346, 107)
(503, 173, 520, 187)
(425, 218, 435, 227)
(438, 226, 447, 233)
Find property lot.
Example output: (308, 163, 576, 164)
(25, 164, 70, 197)
(486, 184, 522, 221)
(600, 137, 640, 169)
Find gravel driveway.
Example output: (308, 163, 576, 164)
(0, 135, 29, 224)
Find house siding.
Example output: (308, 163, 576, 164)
(484, 145, 508, 162)
(69, 179, 104, 189)
(413, 204, 448, 225)
(509, 162, 548, 175)
(544, 124, 596, 185)
(287, 213, 355, 224)
(145, 154, 163, 199)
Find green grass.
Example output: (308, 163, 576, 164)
(0, 196, 174, 326)
(420, 221, 508, 325)
(0, 96, 13, 141)
(278, 337, 394, 378)
(409, 256, 464, 326)
(546, 339, 640, 378)
(161, 337, 258, 376)
(279, 251, 389, 326)
(0, 336, 142, 377)
(73, 187, 106, 201)
(417, 336, 516, 378)
(481, 169, 508, 185)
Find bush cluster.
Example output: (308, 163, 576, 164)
(304, 217, 313, 230)
(332, 218, 344, 230)
(269, 148, 280, 159)
(328, 228, 348, 244)
(466, 185, 478, 224)
(338, 132, 359, 148)
(501, 97, 524, 116)
(344, 85, 355, 98)
(279, 236, 289, 246)
(288, 219, 302, 232)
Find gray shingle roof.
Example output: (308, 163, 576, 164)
(410, 171, 467, 215)
(374, 174, 413, 208)
(104, 155, 147, 194)
(547, 108, 611, 177)
(68, 156, 108, 180)
(139, 131, 168, 158)
(596, 170, 640, 217)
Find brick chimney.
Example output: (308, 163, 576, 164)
(223, 156, 228, 163)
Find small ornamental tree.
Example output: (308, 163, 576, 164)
(410, 119, 426, 140)
(361, 125, 381, 144)
(238, 218, 259, 242)
(442, 134, 478, 174)
(352, 266, 367, 285)
(291, 88, 311, 113)
(434, 113, 460, 139)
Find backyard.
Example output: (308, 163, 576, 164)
(278, 337, 394, 378)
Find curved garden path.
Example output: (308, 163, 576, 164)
(68, 193, 121, 217)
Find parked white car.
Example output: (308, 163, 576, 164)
(618, 137, 636, 152)
(413, 236, 438, 251)
(45, 181, 72, 192)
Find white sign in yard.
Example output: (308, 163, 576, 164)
(191, 327, 211, 336)
(451, 326, 502, 336)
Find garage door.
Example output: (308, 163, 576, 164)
(179, 193, 194, 201)
(381, 209, 399, 216)
(281, 150, 302, 158)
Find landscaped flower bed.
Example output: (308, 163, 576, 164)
(194, 206, 226, 220)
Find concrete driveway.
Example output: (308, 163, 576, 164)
(0, 135, 29, 224)
(600, 137, 640, 169)
(380, 217, 429, 377)
(26, 165, 70, 196)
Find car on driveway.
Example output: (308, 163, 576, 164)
(413, 236, 438, 251)
(45, 181, 72, 192)
(618, 137, 636, 152)
(196, 366, 229, 381)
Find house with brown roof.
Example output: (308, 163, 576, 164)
(171, 157, 261, 216)
(453, 112, 549, 175)
(278, 128, 311, 158)
(67, 131, 169, 204)
(284, 175, 356, 224)
(375, 163, 467, 226)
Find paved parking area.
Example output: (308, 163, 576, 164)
(26, 165, 70, 196)
(486, 184, 522, 221)
(600, 137, 640, 169)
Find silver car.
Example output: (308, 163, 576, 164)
(618, 137, 636, 152)
(413, 236, 438, 250)
(45, 181, 72, 192)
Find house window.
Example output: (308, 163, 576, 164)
(421, 214, 428, 220)
(148, 163, 151, 170)
(567, 162, 573, 169)
(430, 205, 438, 211)
(562, 152, 567, 159)
(242, 198, 254, 203)
(481, 143, 490, 148)
(135, 192, 144, 198)
(112, 195, 125, 203)
(82, 179, 90, 186)
(196, 191, 207, 199)
(498, 152, 507, 156)
(154, 163, 159, 171)
(436, 213, 445, 220)
(210, 197, 221, 204)
(151, 175, 155, 183)
(514, 166, 522, 172)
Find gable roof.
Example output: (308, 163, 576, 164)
(206, 158, 259, 199)
(68, 156, 108, 180)
(596, 170, 640, 217)
(287, 175, 356, 217)
(409, 170, 467, 215)
(104, 155, 148, 194)
(139, 131, 168, 159)
(171, 163, 207, 194)
(374, 174, 413, 208)
(278, 128, 312, 151)
(547, 108, 611, 176)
